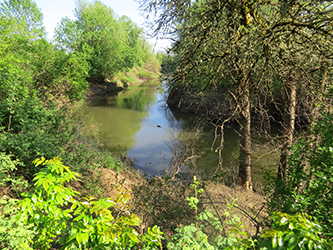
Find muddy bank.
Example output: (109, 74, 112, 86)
(167, 85, 319, 129)
(92, 168, 267, 239)
(167, 87, 233, 122)
(85, 81, 124, 98)
(167, 87, 288, 128)
(85, 72, 160, 99)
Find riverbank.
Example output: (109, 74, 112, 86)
(83, 167, 267, 240)
(167, 86, 284, 127)
(80, 58, 268, 243)
(83, 80, 267, 240)
(85, 63, 162, 98)
(167, 87, 232, 121)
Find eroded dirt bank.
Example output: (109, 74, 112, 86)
(78, 166, 267, 240)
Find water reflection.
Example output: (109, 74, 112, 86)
(87, 81, 279, 179)
(87, 106, 146, 152)
(88, 83, 159, 154)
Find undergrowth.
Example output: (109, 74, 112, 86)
(0, 157, 163, 250)
(167, 176, 332, 250)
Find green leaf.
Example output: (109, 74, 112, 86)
(75, 232, 89, 245)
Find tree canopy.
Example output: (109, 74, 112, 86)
(139, 0, 333, 190)
(54, 0, 151, 82)
(0, 0, 45, 39)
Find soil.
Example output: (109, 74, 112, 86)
(202, 181, 267, 237)
(92, 166, 267, 238)
(85, 81, 123, 98)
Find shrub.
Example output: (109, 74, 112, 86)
(17, 157, 163, 249)
(166, 176, 256, 250)
(0, 97, 76, 177)
(259, 212, 332, 250)
(0, 153, 28, 197)
(0, 196, 35, 250)
(266, 112, 333, 240)
(167, 177, 332, 250)
(133, 175, 195, 238)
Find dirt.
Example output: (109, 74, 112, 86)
(85, 81, 123, 98)
(97, 167, 143, 198)
(202, 181, 267, 237)
(93, 167, 267, 238)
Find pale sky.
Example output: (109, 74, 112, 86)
(2, 0, 170, 52)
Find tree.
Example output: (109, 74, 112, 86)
(139, 0, 271, 190)
(0, 2, 90, 177)
(0, 0, 45, 40)
(267, 112, 333, 240)
(54, 0, 150, 82)
(263, 1, 333, 180)
(118, 16, 150, 68)
(139, 0, 333, 189)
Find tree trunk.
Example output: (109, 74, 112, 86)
(238, 76, 252, 190)
(279, 80, 296, 180)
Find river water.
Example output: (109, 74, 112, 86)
(87, 80, 277, 183)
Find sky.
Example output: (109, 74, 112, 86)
(31, 0, 170, 52)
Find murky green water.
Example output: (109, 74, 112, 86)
(87, 81, 278, 182)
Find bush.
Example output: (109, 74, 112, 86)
(259, 212, 332, 250)
(0, 153, 28, 197)
(0, 97, 76, 177)
(0, 196, 35, 250)
(16, 157, 163, 249)
(266, 112, 333, 240)
(133, 175, 196, 238)
(166, 176, 257, 250)
(167, 177, 332, 250)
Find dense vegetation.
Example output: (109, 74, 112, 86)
(0, 0, 162, 247)
(1, 0, 332, 249)
(0, 0, 155, 180)
(143, 0, 333, 190)
(54, 1, 151, 82)
(139, 0, 333, 244)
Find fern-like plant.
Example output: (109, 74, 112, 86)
(17, 157, 163, 249)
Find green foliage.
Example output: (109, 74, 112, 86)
(0, 153, 28, 196)
(0, 2, 164, 247)
(266, 112, 333, 240)
(0, 10, 90, 178)
(137, 71, 153, 81)
(167, 176, 256, 250)
(168, 224, 215, 250)
(28, 38, 89, 101)
(0, 196, 35, 250)
(0, 0, 45, 40)
(259, 212, 332, 250)
(0, 96, 77, 176)
(167, 177, 331, 250)
(54, 0, 151, 82)
(161, 53, 180, 76)
(18, 157, 164, 249)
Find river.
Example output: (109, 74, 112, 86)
(87, 80, 278, 185)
